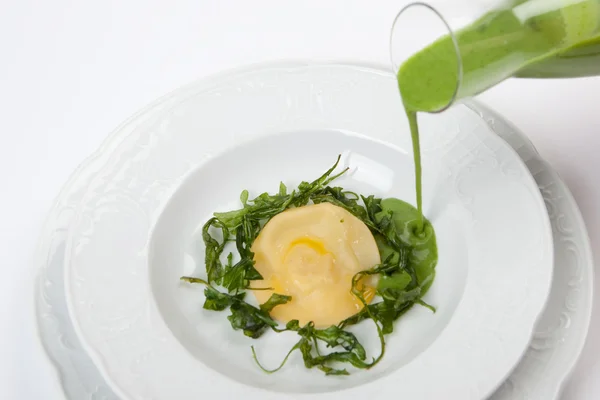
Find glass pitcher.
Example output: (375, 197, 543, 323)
(391, 0, 600, 113)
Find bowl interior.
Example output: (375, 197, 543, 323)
(148, 129, 468, 393)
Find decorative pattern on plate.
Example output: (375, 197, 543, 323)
(33, 63, 591, 400)
(62, 63, 551, 400)
(467, 101, 594, 400)
(34, 80, 209, 400)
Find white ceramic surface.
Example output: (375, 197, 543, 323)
(34, 63, 593, 400)
(61, 63, 552, 400)
(467, 101, 595, 400)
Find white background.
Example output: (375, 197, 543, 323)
(1, 1, 598, 399)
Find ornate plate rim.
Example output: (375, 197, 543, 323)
(32, 60, 591, 400)
(63, 62, 552, 399)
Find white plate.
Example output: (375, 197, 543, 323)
(32, 63, 593, 400)
(30, 62, 593, 400)
(33, 80, 593, 400)
(60, 63, 552, 400)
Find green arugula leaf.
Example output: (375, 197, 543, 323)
(251, 341, 301, 373)
(317, 365, 350, 376)
(278, 182, 287, 196)
(285, 319, 300, 331)
(221, 258, 258, 293)
(260, 293, 292, 313)
(180, 276, 208, 285)
(203, 286, 243, 311)
(378, 271, 412, 292)
(240, 189, 249, 206)
(306, 351, 371, 369)
(213, 209, 248, 231)
(227, 301, 278, 339)
(311, 326, 366, 360)
(202, 218, 230, 284)
(291, 155, 347, 206)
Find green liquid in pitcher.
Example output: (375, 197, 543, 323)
(399, 0, 600, 112)
(397, 0, 600, 226)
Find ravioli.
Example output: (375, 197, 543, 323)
(251, 203, 380, 327)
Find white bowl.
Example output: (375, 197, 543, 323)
(62, 63, 553, 400)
